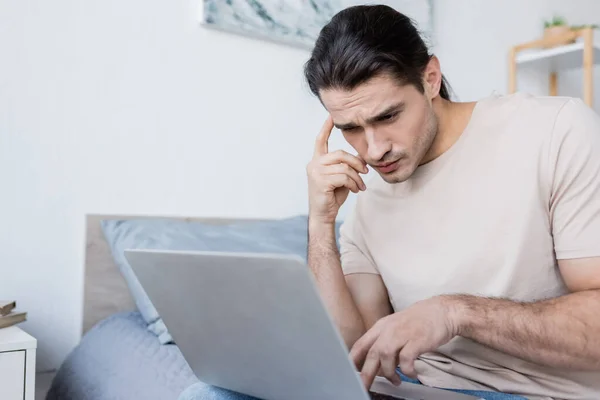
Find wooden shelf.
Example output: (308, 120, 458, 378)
(509, 27, 596, 106)
(516, 40, 600, 71)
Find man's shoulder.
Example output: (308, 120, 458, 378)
(499, 93, 597, 139)
(479, 91, 575, 121)
(473, 92, 594, 148)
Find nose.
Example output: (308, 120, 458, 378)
(365, 128, 391, 162)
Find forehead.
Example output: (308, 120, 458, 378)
(320, 75, 414, 121)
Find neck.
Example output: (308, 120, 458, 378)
(420, 97, 477, 165)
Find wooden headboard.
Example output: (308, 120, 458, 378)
(82, 214, 260, 334)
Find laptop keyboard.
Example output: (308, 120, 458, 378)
(369, 391, 409, 400)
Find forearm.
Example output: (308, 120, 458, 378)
(308, 219, 366, 348)
(451, 290, 600, 370)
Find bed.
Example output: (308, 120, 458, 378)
(47, 214, 322, 400)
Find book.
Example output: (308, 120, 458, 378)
(0, 301, 16, 317)
(0, 311, 27, 329)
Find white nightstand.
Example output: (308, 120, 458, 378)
(0, 326, 37, 400)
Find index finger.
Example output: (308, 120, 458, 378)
(314, 115, 334, 157)
(350, 326, 381, 370)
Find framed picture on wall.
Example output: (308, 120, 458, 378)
(200, 0, 433, 49)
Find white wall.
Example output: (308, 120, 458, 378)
(1, 0, 599, 372)
(0, 0, 356, 371)
(432, 0, 600, 110)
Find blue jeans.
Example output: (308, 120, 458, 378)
(178, 372, 527, 400)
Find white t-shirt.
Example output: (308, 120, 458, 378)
(339, 92, 600, 400)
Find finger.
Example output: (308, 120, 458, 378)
(327, 174, 360, 194)
(379, 344, 402, 386)
(373, 329, 405, 386)
(391, 371, 402, 386)
(314, 116, 334, 158)
(323, 164, 366, 191)
(398, 342, 419, 378)
(350, 322, 383, 370)
(360, 349, 381, 389)
(320, 150, 368, 174)
(376, 366, 400, 386)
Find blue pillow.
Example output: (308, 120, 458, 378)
(101, 216, 341, 344)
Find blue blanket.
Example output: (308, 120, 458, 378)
(47, 312, 197, 400)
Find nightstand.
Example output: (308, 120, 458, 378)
(0, 326, 37, 400)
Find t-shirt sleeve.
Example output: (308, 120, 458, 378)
(549, 98, 600, 259)
(338, 202, 380, 275)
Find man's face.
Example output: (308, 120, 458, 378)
(320, 74, 438, 183)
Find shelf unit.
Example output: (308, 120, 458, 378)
(509, 27, 597, 106)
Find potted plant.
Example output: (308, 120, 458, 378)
(543, 16, 575, 47)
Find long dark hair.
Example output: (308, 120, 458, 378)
(304, 5, 451, 100)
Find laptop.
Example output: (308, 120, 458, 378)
(125, 249, 481, 400)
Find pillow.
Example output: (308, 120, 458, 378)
(101, 216, 341, 344)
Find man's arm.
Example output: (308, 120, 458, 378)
(453, 257, 600, 370)
(306, 116, 391, 350)
(308, 219, 392, 349)
(351, 261, 600, 388)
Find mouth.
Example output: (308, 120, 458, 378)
(375, 159, 401, 174)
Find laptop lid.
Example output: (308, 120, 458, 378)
(125, 249, 371, 400)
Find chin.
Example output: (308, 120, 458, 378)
(379, 163, 417, 184)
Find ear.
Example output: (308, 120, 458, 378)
(423, 56, 442, 100)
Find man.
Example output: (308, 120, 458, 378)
(180, 5, 600, 400)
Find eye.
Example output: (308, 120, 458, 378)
(379, 112, 398, 122)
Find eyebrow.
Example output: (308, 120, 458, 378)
(333, 102, 405, 130)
